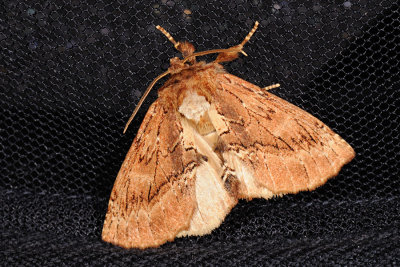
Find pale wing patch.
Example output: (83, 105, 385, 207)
(223, 151, 274, 200)
(177, 161, 237, 237)
(178, 92, 237, 237)
(178, 91, 210, 123)
(212, 74, 355, 195)
(208, 103, 275, 200)
(180, 117, 222, 175)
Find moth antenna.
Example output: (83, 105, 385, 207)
(124, 70, 170, 133)
(264, 83, 280, 91)
(156, 25, 180, 50)
(239, 21, 259, 48)
(185, 21, 259, 63)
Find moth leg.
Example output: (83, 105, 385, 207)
(238, 21, 259, 48)
(263, 83, 281, 91)
(178, 21, 259, 64)
(214, 21, 259, 63)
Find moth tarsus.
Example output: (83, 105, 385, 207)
(103, 21, 355, 249)
(264, 83, 281, 91)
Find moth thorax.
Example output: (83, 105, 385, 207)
(178, 91, 210, 123)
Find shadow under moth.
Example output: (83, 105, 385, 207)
(102, 22, 355, 249)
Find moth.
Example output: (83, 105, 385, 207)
(102, 22, 355, 249)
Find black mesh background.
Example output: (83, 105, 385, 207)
(1, 0, 399, 265)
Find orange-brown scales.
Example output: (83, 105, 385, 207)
(102, 22, 355, 249)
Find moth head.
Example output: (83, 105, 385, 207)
(175, 41, 195, 58)
(156, 21, 259, 66)
(123, 22, 259, 133)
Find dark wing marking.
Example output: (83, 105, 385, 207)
(102, 99, 198, 248)
(211, 73, 355, 195)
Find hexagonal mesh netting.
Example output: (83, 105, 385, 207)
(1, 0, 399, 265)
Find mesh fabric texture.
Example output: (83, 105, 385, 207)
(1, 0, 399, 265)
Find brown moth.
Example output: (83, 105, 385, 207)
(102, 22, 355, 249)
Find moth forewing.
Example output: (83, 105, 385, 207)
(102, 22, 355, 249)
